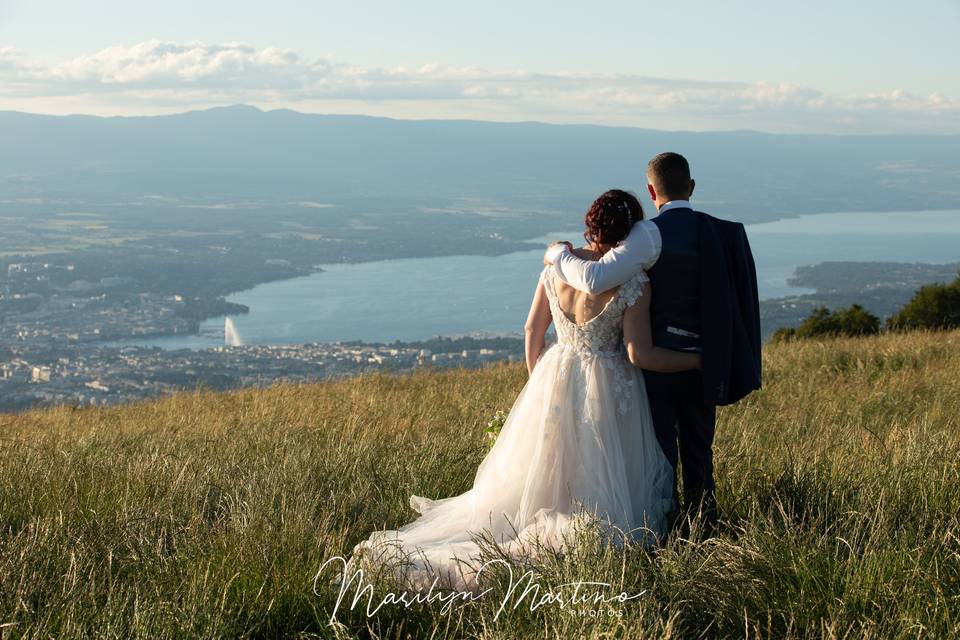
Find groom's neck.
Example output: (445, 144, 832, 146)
(655, 196, 690, 210)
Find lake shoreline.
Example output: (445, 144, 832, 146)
(107, 209, 960, 350)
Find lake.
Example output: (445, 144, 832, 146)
(121, 209, 960, 348)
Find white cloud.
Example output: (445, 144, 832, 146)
(0, 41, 957, 134)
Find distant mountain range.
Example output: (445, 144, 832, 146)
(2, 105, 959, 222)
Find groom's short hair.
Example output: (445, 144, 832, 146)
(647, 152, 691, 198)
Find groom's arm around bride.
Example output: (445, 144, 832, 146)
(543, 154, 761, 407)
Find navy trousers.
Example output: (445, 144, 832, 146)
(642, 369, 717, 521)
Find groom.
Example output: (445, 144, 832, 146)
(544, 152, 761, 530)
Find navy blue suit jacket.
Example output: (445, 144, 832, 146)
(697, 212, 762, 406)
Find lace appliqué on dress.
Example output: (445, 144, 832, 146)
(541, 265, 648, 416)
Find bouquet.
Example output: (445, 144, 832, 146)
(483, 410, 508, 449)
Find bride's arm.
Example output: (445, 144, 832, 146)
(524, 279, 552, 375)
(623, 281, 702, 372)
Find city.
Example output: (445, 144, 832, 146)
(0, 339, 521, 412)
(0, 258, 523, 411)
(5, 254, 956, 412)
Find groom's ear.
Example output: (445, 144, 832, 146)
(647, 183, 657, 201)
(688, 179, 696, 198)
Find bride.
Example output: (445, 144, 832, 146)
(352, 190, 702, 592)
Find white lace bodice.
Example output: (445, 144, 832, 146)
(540, 264, 648, 355)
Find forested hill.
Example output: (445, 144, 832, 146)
(2, 105, 959, 221)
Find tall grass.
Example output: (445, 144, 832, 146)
(0, 331, 958, 638)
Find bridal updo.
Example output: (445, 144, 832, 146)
(583, 189, 644, 249)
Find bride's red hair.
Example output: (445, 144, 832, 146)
(583, 190, 644, 249)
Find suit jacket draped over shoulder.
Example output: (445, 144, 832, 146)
(697, 212, 762, 406)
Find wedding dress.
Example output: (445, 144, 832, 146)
(352, 265, 675, 592)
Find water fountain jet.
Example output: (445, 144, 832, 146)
(224, 317, 242, 347)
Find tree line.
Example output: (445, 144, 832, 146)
(773, 272, 960, 342)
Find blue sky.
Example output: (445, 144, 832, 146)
(1, 0, 958, 133)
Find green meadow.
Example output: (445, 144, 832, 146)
(1, 330, 958, 638)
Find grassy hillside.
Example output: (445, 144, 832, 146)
(1, 331, 959, 639)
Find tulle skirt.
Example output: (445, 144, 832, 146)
(352, 342, 675, 592)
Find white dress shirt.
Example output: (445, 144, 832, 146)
(545, 200, 692, 294)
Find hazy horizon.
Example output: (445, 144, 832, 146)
(4, 103, 960, 139)
(2, 1, 957, 134)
